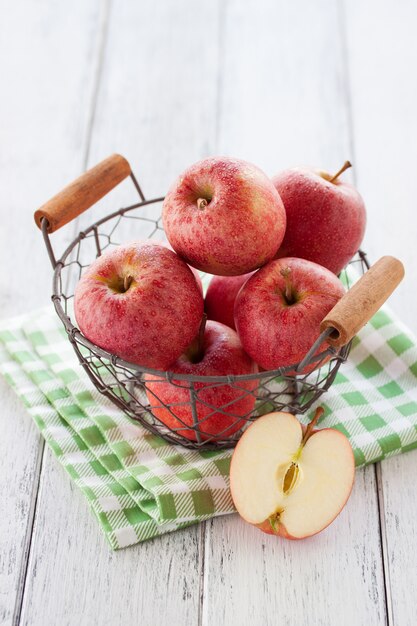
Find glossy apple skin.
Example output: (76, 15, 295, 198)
(205, 273, 253, 330)
(234, 257, 345, 371)
(160, 239, 203, 294)
(74, 241, 204, 370)
(163, 157, 286, 276)
(273, 167, 366, 275)
(144, 321, 258, 441)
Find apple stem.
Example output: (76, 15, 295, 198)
(302, 406, 325, 446)
(196, 313, 207, 359)
(329, 160, 352, 183)
(185, 313, 207, 363)
(123, 275, 133, 292)
(280, 267, 294, 304)
(197, 198, 208, 210)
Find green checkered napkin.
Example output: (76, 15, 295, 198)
(1, 275, 417, 549)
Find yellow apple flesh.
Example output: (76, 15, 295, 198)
(230, 410, 355, 539)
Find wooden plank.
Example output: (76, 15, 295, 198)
(20, 448, 202, 626)
(344, 1, 417, 624)
(343, 0, 415, 327)
(0, 1, 103, 624)
(202, 469, 385, 626)
(202, 1, 387, 624)
(0, 383, 43, 626)
(376, 456, 417, 626)
(18, 1, 221, 624)
(215, 0, 353, 171)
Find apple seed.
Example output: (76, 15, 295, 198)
(283, 462, 300, 495)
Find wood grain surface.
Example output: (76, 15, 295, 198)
(0, 1, 104, 623)
(15, 1, 218, 625)
(0, 0, 416, 625)
(202, 1, 386, 624)
(345, 1, 417, 624)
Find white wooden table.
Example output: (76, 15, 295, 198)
(1, 1, 416, 624)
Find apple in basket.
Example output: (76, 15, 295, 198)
(160, 239, 203, 295)
(144, 318, 258, 441)
(205, 272, 254, 330)
(234, 257, 345, 372)
(230, 408, 355, 539)
(272, 161, 366, 275)
(162, 156, 287, 276)
(74, 241, 204, 370)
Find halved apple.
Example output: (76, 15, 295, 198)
(230, 408, 355, 539)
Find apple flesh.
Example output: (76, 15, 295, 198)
(205, 272, 254, 330)
(144, 319, 258, 441)
(74, 241, 204, 370)
(230, 408, 355, 539)
(162, 156, 286, 276)
(273, 161, 366, 275)
(234, 257, 345, 372)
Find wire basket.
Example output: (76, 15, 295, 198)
(34, 155, 402, 450)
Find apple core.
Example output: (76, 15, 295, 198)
(230, 409, 355, 539)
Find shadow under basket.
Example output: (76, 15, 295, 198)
(34, 154, 404, 450)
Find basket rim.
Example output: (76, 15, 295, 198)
(49, 195, 356, 383)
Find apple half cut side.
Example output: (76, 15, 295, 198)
(230, 408, 355, 539)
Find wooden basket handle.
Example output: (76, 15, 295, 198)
(34, 154, 131, 233)
(320, 256, 404, 347)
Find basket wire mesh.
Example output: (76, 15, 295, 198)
(41, 170, 369, 450)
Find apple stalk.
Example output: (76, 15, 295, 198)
(280, 267, 295, 305)
(197, 198, 208, 210)
(123, 275, 133, 292)
(301, 406, 325, 445)
(187, 313, 207, 363)
(329, 160, 352, 183)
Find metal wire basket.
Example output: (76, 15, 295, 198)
(34, 154, 403, 450)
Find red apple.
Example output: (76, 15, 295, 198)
(162, 156, 286, 276)
(74, 241, 204, 369)
(230, 408, 355, 539)
(144, 319, 258, 441)
(272, 161, 366, 275)
(160, 238, 203, 295)
(234, 257, 345, 371)
(205, 273, 254, 330)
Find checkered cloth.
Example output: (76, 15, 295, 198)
(1, 278, 417, 549)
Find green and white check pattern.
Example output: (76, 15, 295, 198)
(1, 278, 417, 549)
(0, 314, 232, 549)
